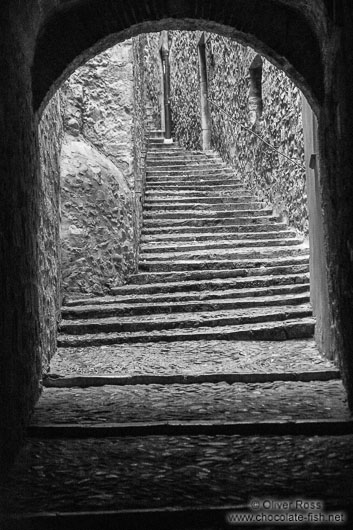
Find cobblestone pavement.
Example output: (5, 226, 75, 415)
(3, 435, 353, 513)
(31, 381, 350, 425)
(50, 339, 335, 376)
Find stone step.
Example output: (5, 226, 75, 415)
(145, 189, 250, 197)
(148, 138, 164, 144)
(147, 146, 184, 152)
(146, 168, 235, 176)
(146, 182, 244, 190)
(31, 380, 349, 425)
(140, 229, 297, 242)
(43, 370, 340, 388)
(146, 169, 233, 176)
(147, 151, 221, 159)
(139, 246, 309, 262)
(110, 272, 310, 297)
(144, 201, 260, 211)
(142, 221, 290, 235)
(148, 129, 165, 138)
(138, 254, 309, 270)
(62, 292, 310, 320)
(135, 263, 309, 280)
(140, 238, 303, 254)
(144, 196, 255, 206)
(146, 167, 234, 174)
(146, 177, 241, 186)
(143, 208, 273, 220)
(51, 337, 335, 375)
(137, 254, 309, 272)
(3, 506, 349, 530)
(142, 215, 282, 228)
(67, 283, 310, 307)
(3, 433, 353, 516)
(147, 159, 224, 167)
(147, 152, 226, 160)
(58, 318, 315, 346)
(138, 258, 309, 275)
(59, 304, 312, 335)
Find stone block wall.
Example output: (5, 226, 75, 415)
(163, 31, 307, 235)
(38, 92, 64, 371)
(135, 34, 163, 131)
(169, 31, 202, 151)
(60, 40, 139, 296)
(206, 35, 307, 235)
(132, 35, 150, 234)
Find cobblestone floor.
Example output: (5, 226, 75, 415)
(50, 339, 336, 376)
(2, 435, 353, 513)
(31, 381, 350, 425)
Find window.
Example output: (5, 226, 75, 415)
(248, 54, 263, 128)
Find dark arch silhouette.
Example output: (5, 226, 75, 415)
(32, 0, 324, 115)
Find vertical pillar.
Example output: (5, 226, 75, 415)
(302, 95, 334, 359)
(198, 34, 211, 150)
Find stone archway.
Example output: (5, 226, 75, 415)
(33, 1, 324, 116)
(2, 0, 353, 470)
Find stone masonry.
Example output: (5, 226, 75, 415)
(2, 133, 352, 527)
(60, 40, 138, 296)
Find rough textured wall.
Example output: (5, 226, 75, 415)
(169, 31, 202, 150)
(207, 35, 307, 234)
(138, 33, 163, 130)
(166, 31, 307, 235)
(0, 7, 65, 468)
(38, 93, 63, 372)
(60, 41, 138, 296)
(132, 36, 149, 234)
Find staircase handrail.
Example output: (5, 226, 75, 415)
(207, 97, 305, 171)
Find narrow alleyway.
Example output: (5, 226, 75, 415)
(2, 133, 353, 528)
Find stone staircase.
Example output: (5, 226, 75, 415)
(2, 134, 353, 529)
(58, 134, 314, 346)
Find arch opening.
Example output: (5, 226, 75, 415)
(33, 0, 324, 119)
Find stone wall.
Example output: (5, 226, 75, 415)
(132, 35, 150, 235)
(166, 31, 307, 235)
(60, 41, 138, 296)
(38, 93, 64, 372)
(136, 33, 163, 130)
(206, 35, 307, 235)
(169, 31, 202, 150)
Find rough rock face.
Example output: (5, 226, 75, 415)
(60, 40, 138, 296)
(131, 36, 150, 238)
(169, 31, 202, 150)
(134, 34, 163, 131)
(38, 92, 64, 370)
(60, 136, 136, 296)
(163, 31, 307, 235)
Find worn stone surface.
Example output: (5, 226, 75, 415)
(61, 42, 135, 180)
(50, 340, 334, 377)
(31, 381, 350, 425)
(134, 34, 163, 130)
(207, 37, 308, 235)
(38, 92, 64, 371)
(2, 435, 353, 513)
(60, 305, 313, 335)
(60, 136, 136, 295)
(60, 41, 139, 295)
(57, 140, 314, 346)
(131, 36, 149, 235)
